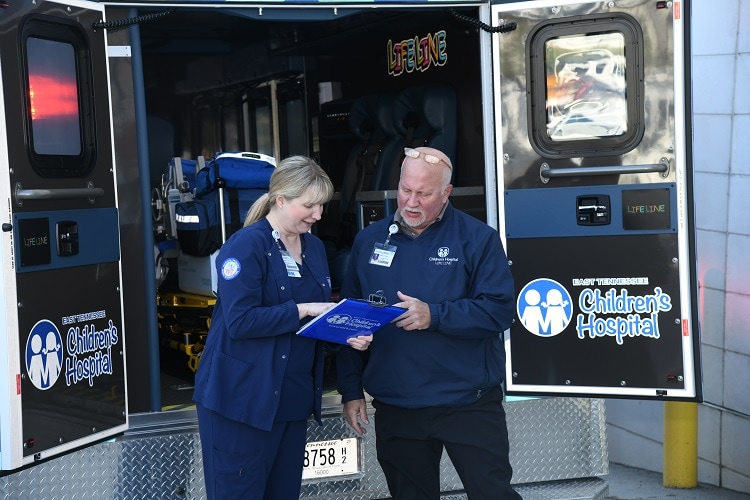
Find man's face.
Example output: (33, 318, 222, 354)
(397, 159, 452, 233)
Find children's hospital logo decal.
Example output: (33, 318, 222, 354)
(25, 320, 63, 390)
(517, 276, 674, 345)
(517, 279, 573, 336)
(25, 311, 120, 390)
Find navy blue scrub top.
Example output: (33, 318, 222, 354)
(275, 257, 320, 422)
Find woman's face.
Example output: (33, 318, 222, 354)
(277, 189, 324, 235)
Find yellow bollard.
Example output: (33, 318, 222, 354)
(663, 401, 698, 488)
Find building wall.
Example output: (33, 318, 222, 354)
(606, 0, 750, 493)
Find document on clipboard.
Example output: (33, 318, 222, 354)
(296, 298, 406, 345)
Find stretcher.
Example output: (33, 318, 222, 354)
(157, 291, 216, 372)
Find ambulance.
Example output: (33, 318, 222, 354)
(0, 0, 700, 497)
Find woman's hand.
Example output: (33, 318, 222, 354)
(298, 302, 336, 319)
(347, 334, 373, 351)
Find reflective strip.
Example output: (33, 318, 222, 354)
(176, 214, 200, 223)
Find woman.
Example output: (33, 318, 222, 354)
(193, 155, 371, 499)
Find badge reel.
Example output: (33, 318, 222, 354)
(369, 224, 398, 267)
(273, 229, 301, 278)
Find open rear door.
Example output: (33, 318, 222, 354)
(494, 0, 700, 400)
(0, 0, 127, 470)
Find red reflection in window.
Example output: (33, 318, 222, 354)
(29, 73, 78, 120)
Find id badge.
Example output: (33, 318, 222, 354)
(280, 250, 302, 277)
(369, 243, 397, 267)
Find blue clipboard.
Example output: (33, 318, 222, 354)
(296, 298, 406, 345)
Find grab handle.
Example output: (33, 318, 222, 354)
(539, 160, 669, 182)
(15, 182, 104, 206)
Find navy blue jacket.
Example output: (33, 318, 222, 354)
(336, 203, 515, 408)
(193, 218, 331, 430)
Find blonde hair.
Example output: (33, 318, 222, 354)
(244, 156, 334, 227)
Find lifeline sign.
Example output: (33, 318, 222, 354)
(387, 30, 447, 77)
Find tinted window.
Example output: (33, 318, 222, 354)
(22, 16, 96, 177)
(545, 33, 627, 142)
(27, 37, 82, 156)
(527, 14, 644, 159)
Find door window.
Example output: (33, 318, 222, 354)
(526, 14, 644, 158)
(22, 16, 96, 177)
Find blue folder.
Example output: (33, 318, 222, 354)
(296, 298, 406, 345)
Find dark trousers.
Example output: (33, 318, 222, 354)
(373, 388, 522, 500)
(196, 402, 307, 500)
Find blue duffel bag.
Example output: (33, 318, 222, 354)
(175, 152, 275, 257)
(175, 193, 223, 257)
(195, 152, 276, 195)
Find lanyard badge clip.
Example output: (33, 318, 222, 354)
(369, 224, 398, 267)
(272, 229, 302, 278)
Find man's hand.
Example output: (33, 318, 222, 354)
(343, 399, 369, 435)
(393, 291, 431, 331)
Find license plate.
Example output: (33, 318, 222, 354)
(301, 437, 359, 480)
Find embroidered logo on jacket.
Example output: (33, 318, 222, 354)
(430, 246, 458, 266)
(221, 258, 241, 280)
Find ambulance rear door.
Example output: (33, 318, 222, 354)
(0, 0, 127, 470)
(492, 0, 701, 400)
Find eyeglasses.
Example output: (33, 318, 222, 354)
(404, 148, 452, 170)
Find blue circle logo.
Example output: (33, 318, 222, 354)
(25, 320, 64, 390)
(517, 278, 573, 337)
(221, 258, 241, 280)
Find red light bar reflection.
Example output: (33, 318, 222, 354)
(29, 73, 78, 120)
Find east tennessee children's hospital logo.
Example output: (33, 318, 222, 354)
(326, 313, 381, 332)
(25, 319, 64, 390)
(517, 278, 573, 336)
(327, 314, 352, 325)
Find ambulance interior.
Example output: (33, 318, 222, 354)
(133, 6, 493, 407)
(133, 6, 626, 407)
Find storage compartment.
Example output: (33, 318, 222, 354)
(177, 251, 218, 297)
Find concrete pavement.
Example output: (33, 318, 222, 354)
(603, 463, 750, 499)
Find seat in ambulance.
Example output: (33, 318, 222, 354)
(338, 92, 398, 225)
(328, 84, 457, 292)
(378, 82, 458, 189)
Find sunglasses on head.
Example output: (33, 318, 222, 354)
(404, 148, 452, 170)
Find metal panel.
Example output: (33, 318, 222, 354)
(0, 397, 607, 499)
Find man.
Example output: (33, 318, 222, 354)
(336, 146, 521, 499)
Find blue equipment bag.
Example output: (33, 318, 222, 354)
(168, 158, 200, 190)
(175, 152, 275, 256)
(196, 152, 276, 195)
(175, 194, 223, 257)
